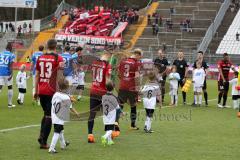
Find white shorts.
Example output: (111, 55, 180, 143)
(0, 76, 13, 86)
(52, 113, 65, 125)
(103, 110, 116, 125)
(194, 85, 202, 93)
(65, 76, 73, 85)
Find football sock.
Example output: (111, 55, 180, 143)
(32, 88, 35, 97)
(204, 92, 208, 104)
(88, 111, 96, 134)
(39, 116, 45, 140)
(199, 95, 202, 105)
(130, 106, 137, 127)
(146, 116, 151, 130)
(144, 119, 148, 127)
(182, 91, 186, 103)
(88, 120, 94, 134)
(233, 100, 238, 109)
(223, 93, 228, 106)
(194, 95, 198, 104)
(22, 94, 25, 103)
(43, 117, 52, 144)
(107, 131, 113, 141)
(8, 89, 13, 105)
(103, 130, 112, 139)
(20, 93, 24, 103)
(175, 95, 178, 105)
(49, 132, 59, 150)
(170, 95, 174, 104)
(18, 93, 21, 100)
(59, 131, 66, 148)
(218, 93, 222, 104)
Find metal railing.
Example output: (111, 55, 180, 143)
(197, 0, 231, 53)
(40, 1, 75, 31)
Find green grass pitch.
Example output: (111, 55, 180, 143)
(0, 72, 240, 160)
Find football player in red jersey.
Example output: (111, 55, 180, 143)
(34, 39, 64, 149)
(117, 49, 142, 130)
(217, 53, 236, 108)
(88, 53, 111, 143)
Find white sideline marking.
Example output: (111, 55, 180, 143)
(0, 97, 231, 133)
(0, 125, 39, 133)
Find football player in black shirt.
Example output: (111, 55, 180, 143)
(154, 49, 169, 103)
(192, 51, 209, 106)
(173, 51, 189, 105)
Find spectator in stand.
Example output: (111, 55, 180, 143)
(0, 21, 3, 32)
(9, 23, 13, 32)
(17, 25, 22, 37)
(5, 23, 9, 32)
(166, 19, 173, 32)
(23, 22, 27, 34)
(152, 23, 156, 35)
(29, 23, 32, 33)
(159, 16, 163, 26)
(155, 13, 159, 25)
(52, 17, 57, 27)
(186, 19, 192, 32)
(183, 21, 188, 32)
(155, 23, 159, 35)
(230, 3, 235, 12)
(180, 21, 184, 31)
(170, 7, 175, 14)
(236, 32, 239, 41)
(134, 10, 139, 22)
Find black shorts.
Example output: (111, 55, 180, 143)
(104, 124, 114, 131)
(232, 95, 240, 100)
(218, 81, 229, 92)
(76, 85, 84, 90)
(18, 88, 26, 93)
(39, 95, 53, 116)
(54, 124, 64, 133)
(118, 89, 138, 106)
(90, 95, 102, 112)
(145, 109, 154, 118)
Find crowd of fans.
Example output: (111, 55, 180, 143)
(61, 6, 139, 36)
(17, 22, 32, 37)
(0, 21, 32, 37)
(0, 22, 15, 33)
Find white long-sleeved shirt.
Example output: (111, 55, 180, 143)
(169, 72, 180, 90)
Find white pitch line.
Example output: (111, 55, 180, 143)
(0, 97, 230, 133)
(0, 124, 40, 133)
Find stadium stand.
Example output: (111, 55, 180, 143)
(133, 0, 223, 62)
(20, 15, 69, 62)
(216, 10, 240, 55)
